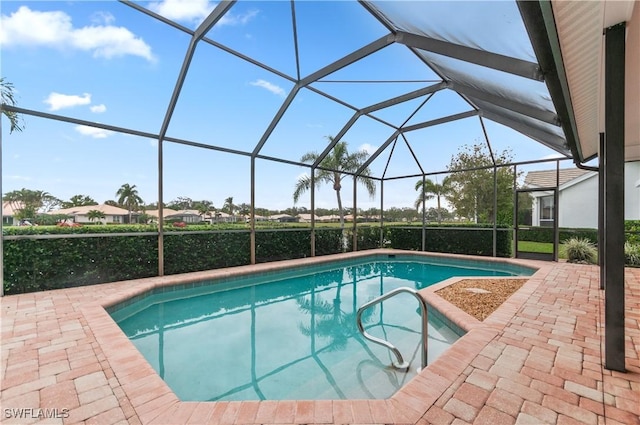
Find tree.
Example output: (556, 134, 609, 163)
(168, 196, 193, 210)
(446, 143, 517, 224)
(62, 194, 98, 209)
(425, 207, 454, 223)
(222, 197, 235, 216)
(87, 209, 106, 223)
(293, 138, 376, 231)
(414, 176, 452, 223)
(194, 200, 214, 222)
(115, 184, 143, 224)
(237, 203, 250, 218)
(1, 78, 24, 133)
(3, 189, 60, 220)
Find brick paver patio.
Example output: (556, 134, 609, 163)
(1, 251, 639, 424)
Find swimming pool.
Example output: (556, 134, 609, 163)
(109, 254, 533, 401)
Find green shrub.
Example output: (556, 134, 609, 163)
(314, 228, 343, 256)
(517, 226, 598, 244)
(387, 224, 512, 257)
(624, 242, 640, 267)
(626, 220, 640, 244)
(255, 230, 311, 263)
(563, 238, 597, 264)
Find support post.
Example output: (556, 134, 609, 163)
(421, 175, 426, 252)
(310, 169, 315, 257)
(513, 165, 518, 258)
(250, 157, 256, 264)
(380, 181, 385, 247)
(554, 160, 560, 262)
(603, 22, 626, 372)
(493, 167, 498, 257)
(598, 133, 605, 290)
(352, 176, 357, 252)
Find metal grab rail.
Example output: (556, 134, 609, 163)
(355, 287, 428, 371)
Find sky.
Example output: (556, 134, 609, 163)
(1, 0, 573, 213)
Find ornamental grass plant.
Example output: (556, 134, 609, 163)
(563, 237, 598, 264)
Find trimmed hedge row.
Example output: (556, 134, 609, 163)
(3, 224, 509, 294)
(387, 224, 512, 257)
(517, 226, 598, 244)
(516, 221, 640, 245)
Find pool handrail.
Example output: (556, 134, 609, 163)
(355, 286, 428, 371)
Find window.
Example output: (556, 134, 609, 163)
(539, 195, 554, 227)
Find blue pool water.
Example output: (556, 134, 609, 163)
(110, 255, 533, 401)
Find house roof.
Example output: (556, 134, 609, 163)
(146, 208, 178, 218)
(2, 201, 23, 216)
(52, 204, 130, 216)
(165, 209, 201, 218)
(524, 168, 595, 189)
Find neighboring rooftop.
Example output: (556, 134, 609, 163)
(524, 168, 593, 189)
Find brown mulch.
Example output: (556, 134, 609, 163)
(435, 278, 527, 321)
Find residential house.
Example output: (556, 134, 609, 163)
(164, 209, 204, 224)
(296, 214, 319, 223)
(51, 204, 131, 224)
(269, 214, 299, 223)
(214, 211, 237, 223)
(2, 201, 21, 226)
(145, 208, 178, 223)
(524, 162, 640, 228)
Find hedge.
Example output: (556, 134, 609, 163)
(517, 226, 598, 244)
(4, 223, 510, 294)
(387, 224, 512, 257)
(516, 221, 640, 245)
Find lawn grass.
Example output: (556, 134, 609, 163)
(517, 241, 553, 254)
(517, 240, 569, 259)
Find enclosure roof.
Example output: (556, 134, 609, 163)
(125, 0, 584, 174)
(4, 0, 638, 176)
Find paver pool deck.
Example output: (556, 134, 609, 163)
(1, 250, 639, 424)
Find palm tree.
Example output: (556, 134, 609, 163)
(196, 200, 214, 222)
(293, 138, 376, 231)
(116, 184, 143, 224)
(415, 177, 451, 223)
(87, 209, 106, 224)
(1, 78, 24, 133)
(223, 197, 235, 216)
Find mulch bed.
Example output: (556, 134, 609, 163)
(435, 278, 528, 321)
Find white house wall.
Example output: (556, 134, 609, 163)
(625, 161, 640, 220)
(559, 176, 599, 228)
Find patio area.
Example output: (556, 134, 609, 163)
(1, 253, 638, 424)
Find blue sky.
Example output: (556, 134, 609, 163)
(1, 0, 568, 212)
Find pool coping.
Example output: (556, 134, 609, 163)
(82, 249, 552, 424)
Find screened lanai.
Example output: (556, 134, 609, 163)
(1, 0, 638, 373)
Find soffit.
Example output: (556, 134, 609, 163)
(552, 0, 639, 162)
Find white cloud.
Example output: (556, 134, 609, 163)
(75, 125, 112, 139)
(149, 0, 214, 24)
(359, 143, 378, 155)
(90, 104, 107, 113)
(91, 11, 115, 25)
(44, 92, 91, 111)
(150, 140, 159, 148)
(149, 0, 258, 26)
(296, 172, 309, 182)
(540, 153, 566, 160)
(7, 175, 31, 181)
(250, 79, 285, 97)
(0, 6, 155, 62)
(221, 9, 259, 26)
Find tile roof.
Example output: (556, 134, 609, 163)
(524, 168, 594, 188)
